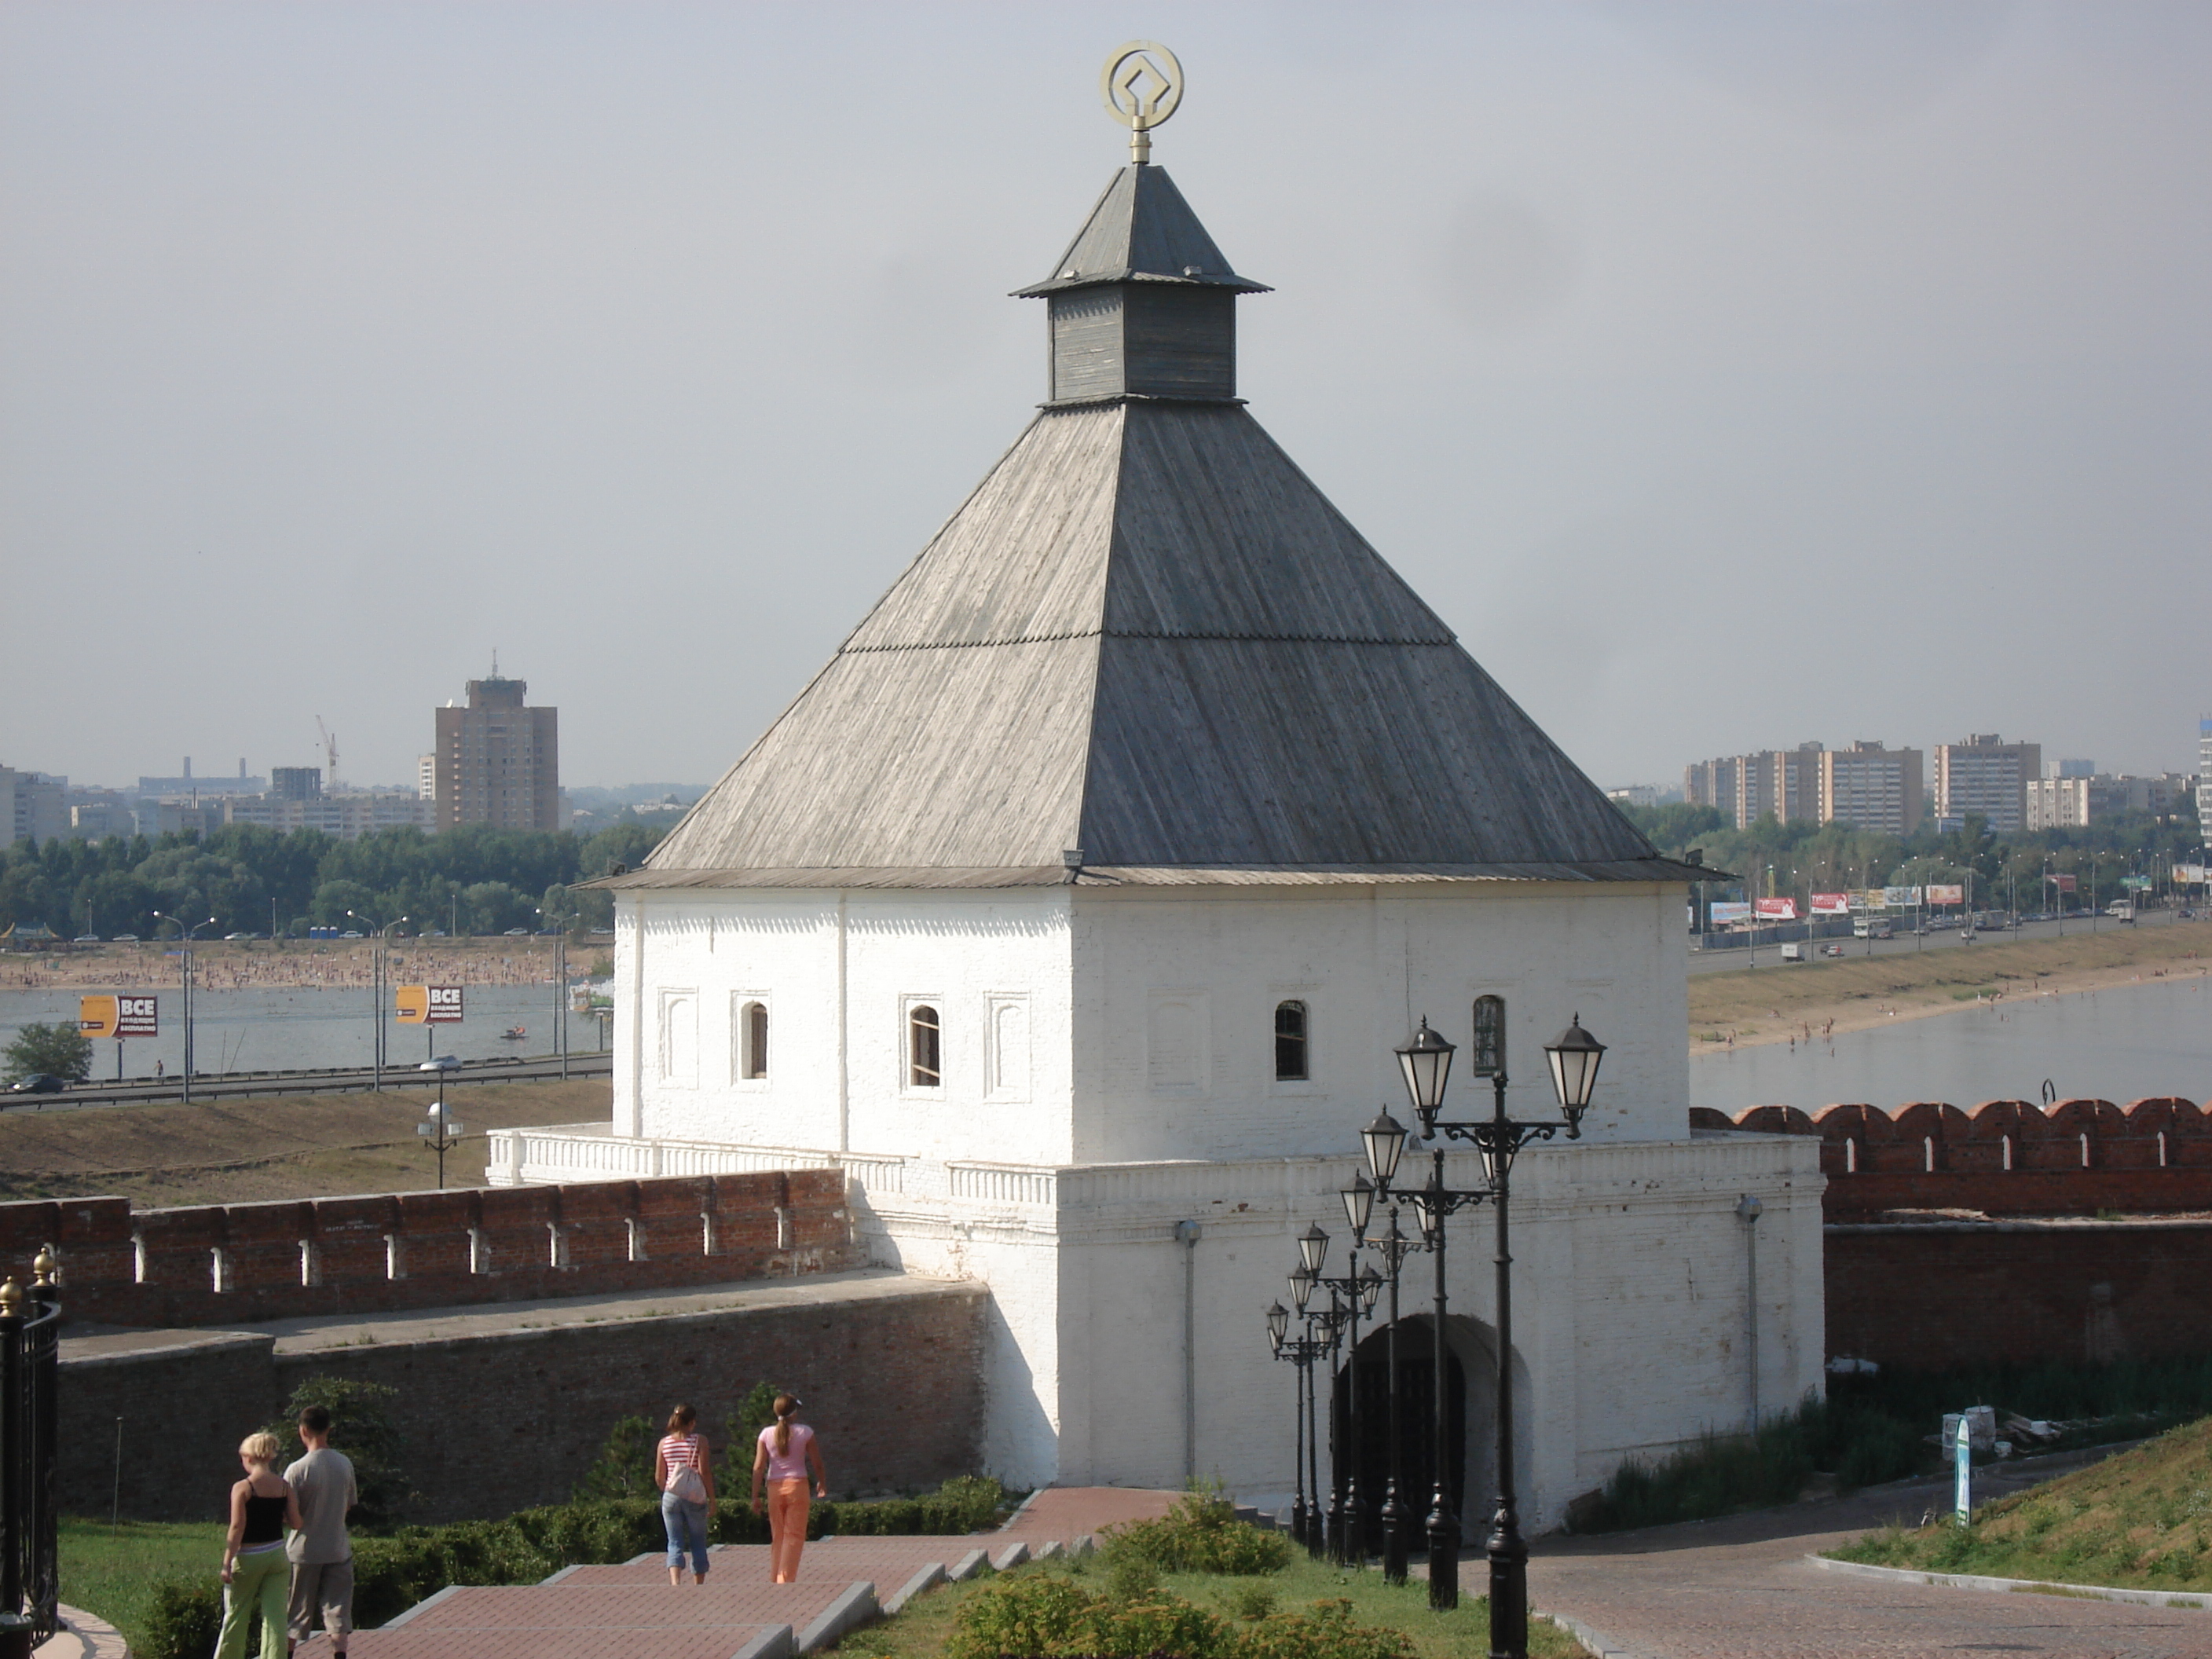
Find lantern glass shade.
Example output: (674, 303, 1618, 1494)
(1361, 1110, 1408, 1187)
(1289, 1265, 1317, 1313)
(1357, 1264, 1383, 1314)
(1544, 1013, 1606, 1127)
(1395, 1019, 1456, 1126)
(1266, 1301, 1291, 1351)
(1476, 1139, 1506, 1191)
(1340, 1174, 1374, 1237)
(1408, 1173, 1445, 1244)
(1297, 1221, 1330, 1275)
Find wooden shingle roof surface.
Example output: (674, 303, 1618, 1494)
(650, 398, 1662, 877)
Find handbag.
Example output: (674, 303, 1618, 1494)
(664, 1442, 708, 1505)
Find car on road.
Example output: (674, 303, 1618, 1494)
(419, 1056, 463, 1071)
(6, 1075, 67, 1095)
(73, 935, 100, 943)
(1822, 943, 1847, 957)
(224, 932, 252, 940)
(340, 929, 363, 939)
(503, 927, 529, 936)
(111, 933, 137, 942)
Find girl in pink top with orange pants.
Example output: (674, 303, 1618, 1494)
(750, 1393, 829, 1584)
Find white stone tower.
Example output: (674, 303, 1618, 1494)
(504, 91, 1823, 1522)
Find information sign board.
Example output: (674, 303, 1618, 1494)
(397, 985, 465, 1025)
(79, 994, 158, 1038)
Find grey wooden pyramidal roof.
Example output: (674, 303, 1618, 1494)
(644, 163, 1676, 886)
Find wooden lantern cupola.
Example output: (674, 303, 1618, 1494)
(1016, 165, 1269, 405)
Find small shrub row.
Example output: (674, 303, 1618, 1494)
(138, 1477, 1009, 1659)
(946, 1570, 1411, 1659)
(1099, 1488, 1295, 1577)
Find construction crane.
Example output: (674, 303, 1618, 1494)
(316, 716, 339, 790)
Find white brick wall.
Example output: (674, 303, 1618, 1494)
(568, 876, 1821, 1521)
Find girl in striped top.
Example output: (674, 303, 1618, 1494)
(655, 1404, 716, 1586)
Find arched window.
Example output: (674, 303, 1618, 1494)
(909, 1005, 942, 1088)
(1274, 1000, 1309, 1081)
(1470, 995, 1507, 1078)
(741, 1001, 769, 1080)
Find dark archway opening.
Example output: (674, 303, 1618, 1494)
(1330, 1317, 1464, 1528)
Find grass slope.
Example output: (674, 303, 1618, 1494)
(1829, 1412, 2212, 1591)
(60, 1518, 225, 1656)
(829, 1554, 1591, 1659)
(1686, 923, 2211, 1046)
(0, 1079, 610, 1204)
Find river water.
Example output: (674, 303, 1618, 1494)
(7, 974, 2205, 1106)
(1691, 974, 2212, 1114)
(0, 984, 604, 1079)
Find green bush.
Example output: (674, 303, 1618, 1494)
(260, 1375, 416, 1530)
(945, 1571, 1410, 1659)
(572, 1414, 660, 1503)
(1579, 1414, 1814, 1533)
(1099, 1487, 1294, 1576)
(141, 1580, 222, 1659)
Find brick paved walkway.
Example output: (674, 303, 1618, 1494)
(295, 1487, 1181, 1659)
(1525, 1474, 2212, 1657)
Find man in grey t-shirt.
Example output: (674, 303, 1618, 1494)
(284, 1405, 358, 1657)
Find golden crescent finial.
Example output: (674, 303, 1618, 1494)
(1100, 42, 1184, 166)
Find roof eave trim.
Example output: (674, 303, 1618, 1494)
(1013, 271, 1273, 298)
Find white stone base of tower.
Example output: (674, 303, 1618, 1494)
(492, 1125, 1822, 1528)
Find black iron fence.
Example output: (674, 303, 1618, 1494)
(0, 1250, 59, 1658)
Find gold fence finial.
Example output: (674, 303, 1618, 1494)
(1101, 42, 1184, 166)
(33, 1246, 57, 1287)
(0, 1277, 21, 1317)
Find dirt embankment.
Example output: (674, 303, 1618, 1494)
(0, 936, 610, 994)
(1687, 923, 2212, 1053)
(0, 1079, 612, 1207)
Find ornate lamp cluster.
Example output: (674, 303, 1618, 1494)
(1266, 1009, 1606, 1656)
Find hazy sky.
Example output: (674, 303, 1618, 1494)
(4, 2, 2207, 793)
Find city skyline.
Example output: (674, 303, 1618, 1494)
(2, 5, 2206, 787)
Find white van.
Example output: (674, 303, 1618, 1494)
(1779, 941, 1806, 962)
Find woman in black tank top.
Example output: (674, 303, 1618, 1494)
(215, 1433, 302, 1659)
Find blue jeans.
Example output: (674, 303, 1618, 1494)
(662, 1492, 710, 1576)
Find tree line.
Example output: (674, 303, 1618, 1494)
(1621, 800, 2206, 911)
(0, 821, 668, 941)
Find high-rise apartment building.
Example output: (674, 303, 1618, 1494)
(270, 767, 322, 801)
(1817, 741, 1924, 836)
(2199, 719, 2211, 844)
(417, 755, 437, 801)
(1684, 745, 1822, 828)
(1934, 734, 2040, 834)
(433, 672, 560, 832)
(1683, 756, 1739, 817)
(0, 765, 67, 845)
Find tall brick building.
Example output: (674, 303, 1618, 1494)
(432, 670, 559, 833)
(1934, 733, 2040, 833)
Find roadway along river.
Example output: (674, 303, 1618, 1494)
(0, 983, 603, 1079)
(1692, 972, 2212, 1115)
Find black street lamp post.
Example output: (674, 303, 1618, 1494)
(1365, 1194, 1420, 1582)
(1388, 1013, 1606, 1653)
(1266, 1300, 1326, 1553)
(1287, 1260, 1328, 1558)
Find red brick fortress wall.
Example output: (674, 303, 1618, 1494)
(1693, 1097, 2212, 1367)
(0, 1170, 860, 1328)
(1823, 1220, 2212, 1369)
(1692, 1096, 2212, 1221)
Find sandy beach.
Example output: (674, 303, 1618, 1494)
(1687, 923, 2212, 1055)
